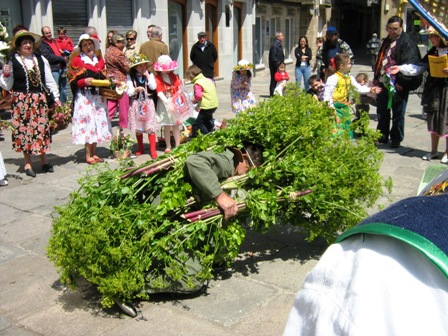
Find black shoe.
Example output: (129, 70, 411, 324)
(390, 142, 401, 148)
(25, 168, 36, 177)
(42, 164, 54, 173)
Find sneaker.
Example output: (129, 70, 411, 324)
(0, 179, 8, 186)
(390, 141, 401, 148)
(422, 152, 438, 161)
(441, 154, 448, 164)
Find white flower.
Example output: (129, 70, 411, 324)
(0, 41, 9, 51)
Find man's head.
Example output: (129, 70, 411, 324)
(325, 26, 338, 47)
(83, 26, 98, 36)
(230, 143, 264, 176)
(147, 24, 156, 40)
(276, 32, 284, 43)
(197, 32, 207, 44)
(386, 16, 403, 40)
(151, 26, 163, 40)
(41, 26, 52, 40)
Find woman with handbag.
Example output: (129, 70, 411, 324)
(0, 28, 61, 177)
(68, 34, 111, 164)
(126, 54, 158, 158)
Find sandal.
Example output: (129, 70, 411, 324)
(86, 158, 97, 165)
(164, 148, 171, 154)
(93, 156, 104, 163)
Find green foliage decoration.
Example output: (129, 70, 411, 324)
(47, 86, 391, 307)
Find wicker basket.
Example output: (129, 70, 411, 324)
(99, 87, 123, 100)
(158, 124, 191, 145)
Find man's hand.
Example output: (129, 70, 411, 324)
(215, 192, 238, 220)
(388, 65, 400, 75)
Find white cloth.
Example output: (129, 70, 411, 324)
(283, 234, 448, 336)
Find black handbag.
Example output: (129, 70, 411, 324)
(42, 85, 55, 108)
(395, 72, 423, 92)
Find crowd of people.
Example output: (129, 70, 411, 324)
(1, 17, 447, 183)
(0, 25, 231, 182)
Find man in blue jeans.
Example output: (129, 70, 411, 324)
(39, 26, 68, 103)
(373, 16, 420, 148)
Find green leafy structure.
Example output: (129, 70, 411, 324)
(47, 87, 391, 307)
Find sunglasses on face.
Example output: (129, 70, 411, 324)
(127, 38, 136, 41)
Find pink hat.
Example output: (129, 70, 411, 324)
(153, 55, 179, 72)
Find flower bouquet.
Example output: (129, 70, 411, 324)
(0, 22, 11, 62)
(109, 130, 136, 159)
(49, 102, 72, 132)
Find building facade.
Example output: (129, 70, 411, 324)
(0, 0, 424, 80)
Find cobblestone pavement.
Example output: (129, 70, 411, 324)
(0, 61, 444, 335)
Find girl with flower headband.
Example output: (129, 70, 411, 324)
(230, 59, 256, 114)
(125, 54, 158, 158)
(153, 55, 182, 153)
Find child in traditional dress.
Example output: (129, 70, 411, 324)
(153, 55, 182, 153)
(323, 53, 381, 138)
(230, 59, 256, 113)
(126, 54, 158, 158)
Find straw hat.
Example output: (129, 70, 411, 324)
(153, 55, 179, 72)
(130, 54, 152, 68)
(10, 29, 41, 51)
(74, 34, 101, 53)
(427, 27, 448, 46)
(234, 59, 253, 72)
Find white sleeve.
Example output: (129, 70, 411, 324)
(125, 75, 136, 96)
(399, 63, 427, 76)
(351, 76, 371, 94)
(323, 75, 337, 106)
(0, 60, 14, 91)
(147, 73, 156, 90)
(42, 56, 60, 99)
